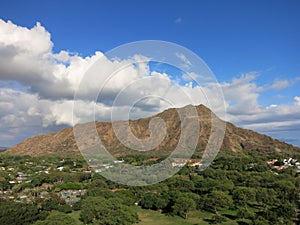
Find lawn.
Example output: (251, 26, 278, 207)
(68, 206, 241, 225)
(135, 207, 239, 225)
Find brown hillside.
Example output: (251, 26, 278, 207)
(7, 104, 299, 157)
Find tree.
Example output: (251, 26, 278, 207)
(0, 171, 10, 190)
(114, 190, 138, 206)
(0, 200, 47, 225)
(255, 187, 277, 208)
(155, 194, 169, 210)
(85, 187, 114, 198)
(172, 197, 196, 219)
(196, 178, 219, 193)
(140, 193, 168, 210)
(210, 213, 227, 224)
(40, 193, 66, 211)
(232, 187, 256, 206)
(273, 180, 296, 202)
(275, 200, 297, 221)
(202, 190, 233, 213)
(80, 196, 138, 225)
(58, 182, 84, 190)
(167, 177, 195, 192)
(236, 207, 255, 220)
(89, 178, 108, 189)
(57, 204, 72, 213)
(33, 211, 77, 225)
(72, 200, 81, 211)
(140, 193, 157, 209)
(252, 216, 270, 225)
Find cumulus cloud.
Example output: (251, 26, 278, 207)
(0, 19, 300, 147)
(294, 96, 300, 105)
(219, 72, 263, 115)
(199, 73, 300, 146)
(0, 20, 52, 55)
(0, 19, 214, 145)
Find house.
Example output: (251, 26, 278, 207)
(283, 158, 297, 166)
(273, 165, 288, 170)
(57, 166, 64, 171)
(171, 158, 201, 167)
(25, 162, 34, 167)
(19, 195, 27, 200)
(39, 191, 49, 198)
(171, 158, 189, 167)
(267, 159, 278, 165)
(148, 158, 159, 161)
(188, 159, 201, 167)
(296, 162, 300, 173)
(16, 172, 29, 183)
(103, 164, 113, 169)
(94, 168, 102, 173)
(60, 189, 86, 205)
(83, 169, 91, 173)
(16, 176, 28, 183)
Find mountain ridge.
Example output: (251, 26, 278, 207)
(7, 104, 299, 157)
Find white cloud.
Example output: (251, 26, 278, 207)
(0, 19, 300, 147)
(182, 72, 199, 81)
(266, 104, 278, 109)
(204, 73, 300, 146)
(270, 79, 291, 89)
(175, 53, 192, 69)
(53, 50, 71, 63)
(0, 20, 52, 56)
(219, 72, 263, 115)
(0, 19, 213, 146)
(294, 96, 300, 105)
(269, 77, 300, 90)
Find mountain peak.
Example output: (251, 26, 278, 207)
(6, 104, 300, 157)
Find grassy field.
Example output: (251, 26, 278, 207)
(136, 208, 209, 225)
(68, 206, 241, 225)
(135, 207, 239, 225)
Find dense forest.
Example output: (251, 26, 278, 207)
(0, 149, 299, 225)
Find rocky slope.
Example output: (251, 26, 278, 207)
(7, 104, 299, 157)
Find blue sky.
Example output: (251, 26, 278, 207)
(1, 0, 300, 80)
(0, 0, 300, 147)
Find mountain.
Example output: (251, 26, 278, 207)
(7, 104, 299, 157)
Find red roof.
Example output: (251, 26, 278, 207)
(149, 158, 159, 161)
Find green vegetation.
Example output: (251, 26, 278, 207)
(33, 211, 78, 225)
(80, 196, 138, 225)
(0, 200, 48, 225)
(0, 149, 299, 224)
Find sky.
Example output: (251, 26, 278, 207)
(0, 0, 300, 147)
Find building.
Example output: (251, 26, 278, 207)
(171, 158, 201, 167)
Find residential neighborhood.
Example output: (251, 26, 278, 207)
(1, 154, 299, 206)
